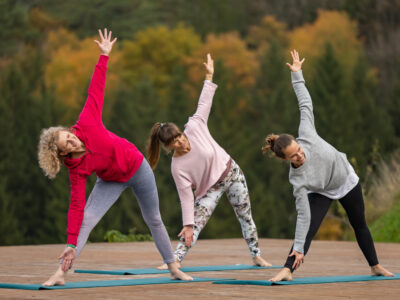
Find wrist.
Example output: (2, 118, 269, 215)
(100, 52, 109, 56)
(205, 74, 213, 81)
(66, 244, 76, 249)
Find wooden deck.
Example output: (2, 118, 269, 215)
(0, 238, 399, 299)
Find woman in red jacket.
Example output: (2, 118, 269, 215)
(38, 29, 192, 286)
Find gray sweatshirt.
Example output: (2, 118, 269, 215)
(289, 70, 359, 253)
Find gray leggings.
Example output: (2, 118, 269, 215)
(73, 159, 175, 264)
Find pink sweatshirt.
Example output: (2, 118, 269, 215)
(171, 81, 230, 225)
(64, 55, 144, 245)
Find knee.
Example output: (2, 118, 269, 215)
(306, 224, 319, 240)
(233, 202, 251, 217)
(81, 211, 100, 229)
(352, 221, 369, 234)
(144, 214, 164, 228)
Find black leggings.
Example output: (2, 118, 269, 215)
(284, 182, 378, 272)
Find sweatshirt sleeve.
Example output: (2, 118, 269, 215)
(176, 186, 195, 226)
(292, 185, 311, 253)
(66, 170, 87, 246)
(191, 80, 218, 124)
(291, 70, 317, 139)
(171, 167, 195, 226)
(77, 55, 109, 126)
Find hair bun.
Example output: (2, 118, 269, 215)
(262, 134, 278, 154)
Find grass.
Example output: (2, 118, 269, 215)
(104, 228, 153, 242)
(369, 193, 400, 243)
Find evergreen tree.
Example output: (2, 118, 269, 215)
(245, 40, 297, 238)
(309, 44, 363, 163)
(350, 55, 395, 175)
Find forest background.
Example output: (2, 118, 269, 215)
(1, 0, 400, 246)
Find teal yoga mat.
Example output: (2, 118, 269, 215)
(75, 264, 281, 275)
(213, 273, 400, 286)
(0, 277, 229, 290)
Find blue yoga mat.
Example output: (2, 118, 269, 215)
(75, 264, 281, 275)
(213, 273, 400, 286)
(0, 277, 229, 290)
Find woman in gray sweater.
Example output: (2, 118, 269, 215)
(263, 50, 393, 282)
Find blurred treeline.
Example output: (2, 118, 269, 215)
(1, 0, 400, 245)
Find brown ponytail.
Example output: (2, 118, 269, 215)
(262, 133, 295, 159)
(146, 123, 162, 169)
(146, 122, 182, 169)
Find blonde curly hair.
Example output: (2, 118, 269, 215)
(38, 126, 69, 179)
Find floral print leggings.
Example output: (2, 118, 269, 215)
(175, 159, 261, 262)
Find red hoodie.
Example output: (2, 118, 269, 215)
(64, 55, 144, 245)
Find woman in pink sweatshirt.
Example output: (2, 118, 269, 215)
(37, 29, 192, 286)
(147, 54, 271, 269)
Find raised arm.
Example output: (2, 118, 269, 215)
(192, 54, 218, 123)
(286, 50, 317, 139)
(77, 29, 117, 125)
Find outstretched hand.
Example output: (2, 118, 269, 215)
(203, 53, 214, 81)
(178, 225, 194, 247)
(59, 247, 76, 272)
(286, 50, 305, 72)
(94, 28, 117, 56)
(289, 250, 304, 270)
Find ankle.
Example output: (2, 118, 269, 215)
(371, 264, 380, 270)
(55, 266, 67, 276)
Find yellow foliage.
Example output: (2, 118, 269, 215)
(289, 10, 362, 74)
(184, 32, 258, 98)
(46, 28, 80, 52)
(120, 24, 201, 96)
(44, 29, 120, 119)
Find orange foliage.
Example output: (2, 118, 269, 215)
(247, 15, 288, 55)
(184, 32, 258, 97)
(315, 215, 344, 240)
(44, 29, 120, 114)
(29, 8, 61, 32)
(289, 10, 362, 74)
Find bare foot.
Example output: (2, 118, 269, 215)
(157, 259, 181, 270)
(371, 264, 394, 277)
(168, 262, 193, 281)
(42, 266, 67, 286)
(253, 256, 272, 267)
(157, 263, 168, 270)
(269, 267, 292, 282)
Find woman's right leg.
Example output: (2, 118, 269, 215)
(270, 193, 332, 282)
(174, 182, 226, 263)
(75, 178, 127, 258)
(283, 193, 332, 272)
(44, 177, 126, 286)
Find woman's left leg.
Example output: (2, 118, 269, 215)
(339, 182, 378, 266)
(127, 159, 175, 264)
(225, 160, 261, 258)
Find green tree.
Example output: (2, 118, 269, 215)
(245, 40, 297, 238)
(0, 51, 71, 245)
